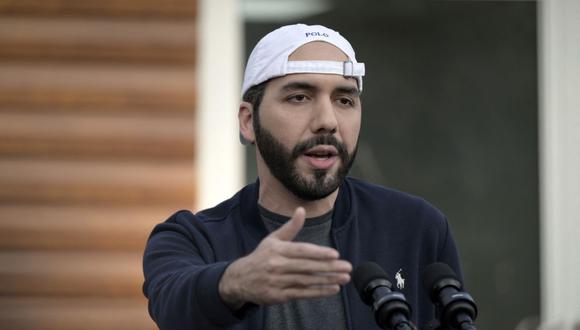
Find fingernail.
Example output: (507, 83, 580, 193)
(341, 261, 352, 272)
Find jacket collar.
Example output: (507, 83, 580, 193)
(239, 178, 355, 240)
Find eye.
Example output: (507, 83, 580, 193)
(287, 94, 309, 103)
(337, 97, 355, 107)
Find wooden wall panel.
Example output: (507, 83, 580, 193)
(0, 63, 196, 112)
(0, 0, 197, 328)
(0, 18, 197, 63)
(0, 0, 197, 18)
(0, 206, 171, 251)
(0, 112, 195, 159)
(0, 297, 153, 330)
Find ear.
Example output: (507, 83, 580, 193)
(238, 101, 255, 144)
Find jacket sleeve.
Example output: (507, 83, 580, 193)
(142, 210, 252, 329)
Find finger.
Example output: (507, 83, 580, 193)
(275, 272, 351, 288)
(277, 241, 339, 260)
(269, 207, 306, 241)
(273, 258, 352, 274)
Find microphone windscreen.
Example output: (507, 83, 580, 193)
(422, 262, 458, 291)
(353, 262, 388, 296)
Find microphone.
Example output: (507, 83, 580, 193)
(353, 262, 415, 330)
(422, 263, 478, 330)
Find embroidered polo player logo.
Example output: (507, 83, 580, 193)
(395, 269, 405, 289)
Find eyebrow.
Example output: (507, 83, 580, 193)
(280, 81, 360, 96)
(281, 81, 318, 93)
(335, 86, 361, 97)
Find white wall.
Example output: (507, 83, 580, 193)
(539, 1, 580, 329)
(196, 0, 244, 210)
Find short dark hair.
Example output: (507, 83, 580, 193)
(241, 81, 268, 144)
(242, 81, 267, 114)
(242, 81, 269, 138)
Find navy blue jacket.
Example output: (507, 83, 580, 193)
(143, 177, 462, 329)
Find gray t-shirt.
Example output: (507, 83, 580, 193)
(259, 205, 348, 330)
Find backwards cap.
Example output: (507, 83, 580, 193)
(241, 23, 365, 97)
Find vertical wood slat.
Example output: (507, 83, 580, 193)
(0, 1, 197, 328)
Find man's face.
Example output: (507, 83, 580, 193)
(253, 42, 362, 201)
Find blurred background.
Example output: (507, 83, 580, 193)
(0, 0, 578, 329)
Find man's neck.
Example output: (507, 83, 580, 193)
(257, 174, 339, 218)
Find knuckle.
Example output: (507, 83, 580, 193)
(294, 245, 306, 255)
(282, 290, 296, 301)
(298, 276, 313, 286)
(263, 274, 273, 284)
(261, 237, 275, 248)
(270, 242, 283, 254)
(264, 290, 280, 304)
(269, 297, 283, 305)
(322, 275, 334, 284)
(296, 276, 307, 286)
(264, 259, 275, 272)
(265, 257, 283, 272)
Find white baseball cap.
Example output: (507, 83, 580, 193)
(241, 23, 365, 97)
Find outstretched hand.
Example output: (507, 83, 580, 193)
(219, 207, 352, 309)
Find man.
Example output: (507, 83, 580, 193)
(143, 24, 463, 330)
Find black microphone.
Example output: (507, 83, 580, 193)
(422, 263, 478, 330)
(353, 262, 415, 330)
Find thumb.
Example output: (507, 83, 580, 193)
(270, 207, 306, 241)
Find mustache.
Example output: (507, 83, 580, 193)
(291, 135, 349, 161)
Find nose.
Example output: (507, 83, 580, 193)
(310, 98, 338, 135)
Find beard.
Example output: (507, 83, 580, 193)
(254, 119, 357, 201)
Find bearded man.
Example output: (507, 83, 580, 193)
(143, 24, 463, 330)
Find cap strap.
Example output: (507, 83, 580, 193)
(285, 60, 365, 77)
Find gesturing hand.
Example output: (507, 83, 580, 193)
(218, 207, 352, 309)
